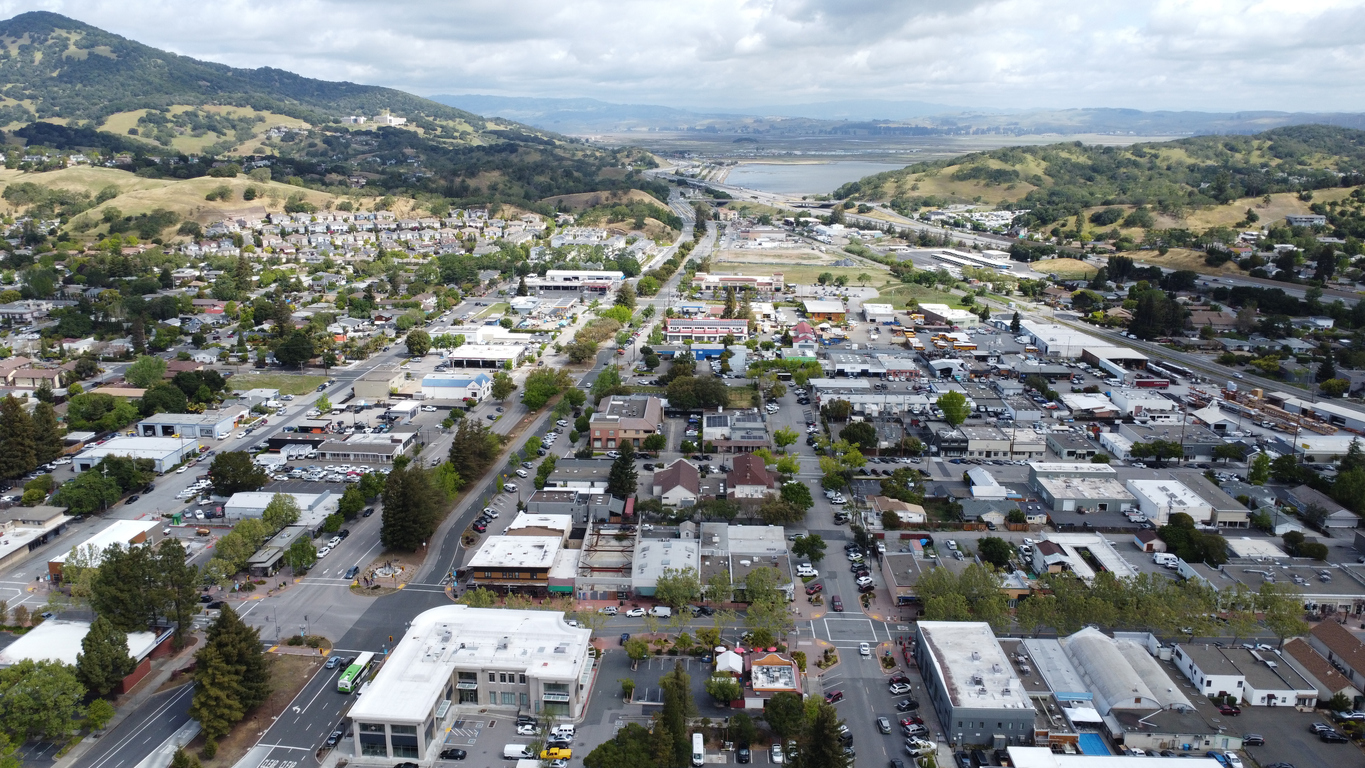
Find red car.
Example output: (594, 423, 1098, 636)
(831, 596, 844, 612)
(805, 583, 824, 595)
(1218, 705, 1241, 717)
(900, 717, 924, 727)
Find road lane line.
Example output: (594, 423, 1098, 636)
(83, 685, 195, 768)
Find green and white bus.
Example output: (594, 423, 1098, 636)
(337, 651, 375, 693)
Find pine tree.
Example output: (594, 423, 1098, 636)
(76, 616, 136, 697)
(31, 401, 63, 465)
(204, 606, 269, 711)
(800, 702, 847, 768)
(0, 396, 35, 480)
(190, 645, 246, 745)
(130, 315, 147, 354)
(381, 465, 443, 551)
(1317, 345, 1337, 384)
(91, 544, 159, 632)
(155, 539, 199, 647)
(1010, 311, 1021, 333)
(606, 441, 638, 499)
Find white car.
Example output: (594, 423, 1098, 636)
(422, 406, 437, 412)
(556, 420, 568, 427)
(600, 606, 618, 616)
(515, 469, 528, 478)
(176, 466, 188, 474)
(236, 431, 247, 438)
(625, 608, 646, 617)
(317, 546, 331, 558)
(516, 724, 539, 736)
(859, 642, 871, 656)
(328, 536, 342, 547)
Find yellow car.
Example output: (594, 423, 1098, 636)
(540, 748, 572, 760)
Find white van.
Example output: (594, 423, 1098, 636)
(1152, 553, 1179, 567)
(692, 733, 704, 767)
(503, 744, 534, 760)
(648, 606, 672, 618)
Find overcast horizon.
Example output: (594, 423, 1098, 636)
(8, 0, 1365, 115)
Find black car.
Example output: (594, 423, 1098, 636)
(199, 594, 213, 603)
(1242, 734, 1264, 746)
(954, 752, 972, 768)
(338, 529, 351, 539)
(736, 746, 751, 764)
(207, 601, 225, 609)
(363, 507, 375, 517)
(895, 698, 920, 711)
(516, 714, 537, 726)
(344, 566, 360, 579)
(326, 729, 345, 747)
(125, 494, 140, 504)
(438, 748, 466, 760)
(1320, 730, 1349, 743)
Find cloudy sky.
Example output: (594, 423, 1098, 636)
(8, 0, 1365, 114)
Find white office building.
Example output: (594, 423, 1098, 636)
(347, 606, 593, 760)
(1125, 479, 1212, 525)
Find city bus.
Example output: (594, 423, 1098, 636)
(337, 651, 375, 693)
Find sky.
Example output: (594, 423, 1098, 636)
(8, 0, 1365, 114)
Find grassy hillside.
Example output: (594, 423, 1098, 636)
(836, 125, 1365, 232)
(0, 11, 487, 126)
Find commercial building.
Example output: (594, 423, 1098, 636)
(354, 367, 405, 401)
(543, 459, 613, 491)
(223, 491, 338, 524)
(0, 505, 72, 571)
(862, 303, 896, 323)
(691, 272, 784, 296)
(49, 520, 159, 579)
(802, 299, 846, 323)
(1307, 620, 1365, 694)
(662, 318, 751, 343)
(588, 395, 664, 450)
(1285, 485, 1358, 529)
(701, 409, 769, 453)
(440, 344, 528, 369)
(1045, 432, 1097, 461)
(1017, 322, 1109, 358)
(246, 525, 316, 577)
(1108, 390, 1177, 418)
(919, 303, 980, 328)
(347, 605, 594, 760)
(1117, 422, 1225, 463)
(72, 436, 201, 473)
(465, 514, 574, 596)
(0, 619, 171, 693)
(697, 523, 796, 602)
(1282, 637, 1363, 703)
(1172, 644, 1244, 700)
(1126, 479, 1212, 526)
(526, 269, 624, 294)
(1031, 533, 1139, 582)
(525, 490, 622, 524)
(316, 427, 419, 463)
(420, 373, 493, 402)
(632, 536, 700, 597)
(915, 621, 1036, 748)
(1028, 463, 1135, 514)
(136, 407, 247, 440)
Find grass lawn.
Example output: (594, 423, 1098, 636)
(711, 258, 890, 289)
(728, 385, 758, 408)
(476, 302, 509, 319)
(229, 373, 326, 396)
(922, 497, 963, 523)
(876, 283, 966, 310)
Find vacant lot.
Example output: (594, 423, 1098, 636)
(876, 283, 965, 310)
(1032, 258, 1098, 278)
(196, 653, 322, 768)
(1129, 247, 1247, 275)
(229, 373, 327, 396)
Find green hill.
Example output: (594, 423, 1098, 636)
(835, 125, 1365, 231)
(0, 11, 665, 213)
(0, 11, 485, 126)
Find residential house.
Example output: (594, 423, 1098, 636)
(651, 460, 720, 507)
(588, 395, 664, 450)
(1307, 620, 1365, 695)
(726, 454, 775, 500)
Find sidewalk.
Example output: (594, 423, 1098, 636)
(56, 636, 201, 768)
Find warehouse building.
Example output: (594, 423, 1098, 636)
(440, 344, 528, 369)
(420, 373, 493, 402)
(49, 520, 159, 579)
(136, 407, 247, 440)
(223, 491, 338, 524)
(915, 621, 1036, 748)
(0, 505, 72, 571)
(0, 619, 171, 693)
(1126, 479, 1212, 526)
(347, 605, 594, 760)
(1028, 462, 1134, 514)
(73, 436, 201, 473)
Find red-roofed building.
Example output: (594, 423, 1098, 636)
(727, 454, 775, 500)
(791, 321, 816, 343)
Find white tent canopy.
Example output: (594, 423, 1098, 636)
(715, 650, 743, 675)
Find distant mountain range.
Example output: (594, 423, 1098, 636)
(432, 94, 1365, 138)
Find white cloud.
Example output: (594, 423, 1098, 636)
(8, 0, 1365, 112)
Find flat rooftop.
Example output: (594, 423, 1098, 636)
(1126, 479, 1207, 509)
(467, 536, 562, 570)
(347, 605, 591, 725)
(506, 513, 572, 535)
(919, 621, 1033, 711)
(1177, 644, 1243, 676)
(1036, 476, 1134, 501)
(1028, 462, 1117, 477)
(0, 619, 158, 666)
(50, 520, 159, 566)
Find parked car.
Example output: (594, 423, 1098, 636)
(1242, 734, 1264, 746)
(895, 698, 920, 711)
(438, 748, 466, 760)
(824, 690, 844, 704)
(1218, 704, 1241, 716)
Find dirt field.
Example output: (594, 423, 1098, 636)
(194, 653, 323, 768)
(1032, 258, 1099, 278)
(540, 188, 663, 212)
(875, 283, 963, 310)
(1129, 247, 1247, 275)
(228, 373, 327, 396)
(713, 250, 890, 287)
